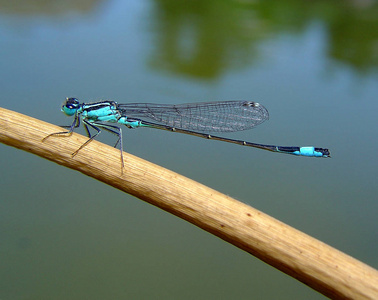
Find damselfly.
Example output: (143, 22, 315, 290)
(43, 98, 330, 168)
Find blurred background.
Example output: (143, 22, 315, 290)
(0, 0, 377, 299)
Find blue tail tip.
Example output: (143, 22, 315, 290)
(299, 147, 330, 157)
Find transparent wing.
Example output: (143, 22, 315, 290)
(117, 101, 269, 133)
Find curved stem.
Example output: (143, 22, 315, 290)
(0, 106, 377, 299)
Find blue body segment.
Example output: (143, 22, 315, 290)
(44, 97, 330, 162)
(117, 117, 147, 129)
(81, 102, 119, 122)
(294, 147, 324, 157)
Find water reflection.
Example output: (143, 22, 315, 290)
(0, 0, 103, 15)
(150, 0, 378, 78)
(1, 0, 376, 76)
(327, 6, 378, 72)
(149, 0, 260, 78)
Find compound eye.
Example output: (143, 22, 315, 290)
(61, 97, 80, 116)
(65, 97, 80, 109)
